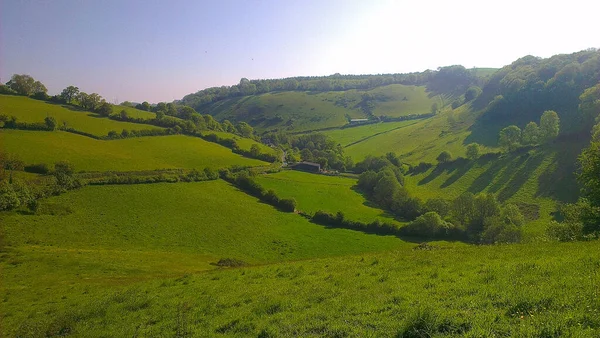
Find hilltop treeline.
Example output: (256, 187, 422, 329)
(180, 66, 486, 111)
(474, 48, 600, 133)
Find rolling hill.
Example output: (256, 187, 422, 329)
(0, 95, 162, 136)
(0, 130, 266, 171)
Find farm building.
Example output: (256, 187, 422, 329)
(292, 161, 321, 173)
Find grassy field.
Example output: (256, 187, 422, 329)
(322, 120, 420, 147)
(0, 181, 411, 335)
(0, 130, 266, 171)
(3, 239, 599, 337)
(113, 105, 156, 120)
(341, 104, 493, 163)
(0, 95, 162, 136)
(255, 170, 403, 226)
(202, 85, 440, 133)
(206, 131, 276, 154)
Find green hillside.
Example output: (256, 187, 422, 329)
(255, 170, 402, 225)
(1, 181, 410, 335)
(4, 240, 599, 337)
(0, 130, 266, 171)
(200, 84, 439, 133)
(206, 131, 276, 154)
(113, 105, 156, 120)
(0, 95, 162, 136)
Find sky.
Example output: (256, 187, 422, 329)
(1, 0, 598, 103)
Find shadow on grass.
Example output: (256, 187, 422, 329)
(440, 158, 474, 188)
(497, 152, 545, 201)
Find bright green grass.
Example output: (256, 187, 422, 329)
(0, 181, 410, 334)
(255, 170, 403, 225)
(113, 105, 156, 120)
(206, 131, 276, 154)
(343, 105, 493, 163)
(0, 95, 162, 136)
(367, 84, 441, 117)
(204, 85, 440, 133)
(0, 130, 265, 171)
(206, 91, 364, 133)
(321, 120, 420, 147)
(4, 240, 600, 337)
(404, 141, 583, 239)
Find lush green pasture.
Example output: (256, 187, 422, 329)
(206, 131, 276, 154)
(203, 85, 440, 133)
(113, 105, 156, 120)
(344, 105, 491, 163)
(0, 130, 265, 171)
(367, 84, 441, 117)
(4, 240, 600, 337)
(255, 170, 403, 225)
(0, 95, 162, 136)
(322, 120, 419, 147)
(0, 181, 410, 334)
(206, 91, 363, 133)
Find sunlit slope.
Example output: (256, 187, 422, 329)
(202, 85, 440, 133)
(255, 170, 403, 225)
(342, 104, 484, 163)
(5, 240, 599, 337)
(0, 130, 266, 171)
(0, 95, 162, 136)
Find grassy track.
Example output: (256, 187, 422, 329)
(255, 170, 403, 225)
(0, 95, 162, 136)
(0, 130, 266, 171)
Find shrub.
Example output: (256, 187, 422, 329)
(278, 198, 296, 212)
(480, 216, 522, 244)
(401, 212, 461, 239)
(436, 151, 452, 163)
(24, 163, 51, 174)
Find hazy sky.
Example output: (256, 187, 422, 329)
(1, 0, 597, 103)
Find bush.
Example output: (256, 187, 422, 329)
(278, 198, 296, 212)
(480, 216, 522, 244)
(400, 212, 462, 239)
(24, 163, 51, 174)
(546, 221, 584, 242)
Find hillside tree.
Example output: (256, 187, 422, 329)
(466, 143, 480, 160)
(539, 110, 560, 142)
(436, 150, 452, 163)
(499, 125, 521, 151)
(44, 116, 57, 130)
(6, 74, 43, 96)
(60, 86, 79, 103)
(522, 122, 540, 145)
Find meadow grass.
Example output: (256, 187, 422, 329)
(4, 240, 600, 337)
(321, 120, 419, 147)
(112, 105, 156, 120)
(0, 95, 162, 136)
(205, 131, 276, 154)
(206, 91, 362, 133)
(367, 84, 441, 117)
(255, 170, 403, 226)
(0, 130, 266, 171)
(342, 105, 493, 163)
(0, 180, 411, 335)
(205, 85, 439, 133)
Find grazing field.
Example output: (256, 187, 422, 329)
(366, 84, 442, 117)
(0, 130, 266, 171)
(255, 170, 403, 225)
(343, 105, 490, 163)
(205, 131, 276, 154)
(205, 91, 363, 132)
(321, 120, 419, 147)
(4, 240, 599, 337)
(0, 95, 162, 136)
(113, 105, 156, 120)
(0, 181, 411, 335)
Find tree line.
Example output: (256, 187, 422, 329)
(180, 65, 486, 112)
